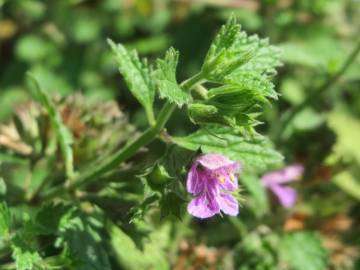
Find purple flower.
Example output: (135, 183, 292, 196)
(186, 153, 241, 219)
(261, 164, 304, 208)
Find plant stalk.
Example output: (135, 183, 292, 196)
(41, 72, 204, 200)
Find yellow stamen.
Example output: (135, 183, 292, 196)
(230, 174, 235, 182)
(218, 175, 225, 183)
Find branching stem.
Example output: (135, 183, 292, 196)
(41, 72, 204, 201)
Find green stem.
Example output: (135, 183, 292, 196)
(41, 72, 204, 201)
(145, 105, 156, 127)
(276, 40, 360, 140)
(193, 84, 208, 100)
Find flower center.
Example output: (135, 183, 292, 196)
(217, 173, 235, 183)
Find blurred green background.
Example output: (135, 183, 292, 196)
(1, 0, 360, 269)
(1, 0, 358, 121)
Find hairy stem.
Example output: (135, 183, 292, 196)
(41, 72, 204, 200)
(276, 40, 360, 140)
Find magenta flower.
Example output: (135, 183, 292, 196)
(261, 164, 304, 208)
(186, 154, 241, 219)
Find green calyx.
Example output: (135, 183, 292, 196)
(146, 164, 173, 188)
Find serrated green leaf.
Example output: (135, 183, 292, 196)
(35, 203, 72, 235)
(108, 39, 155, 123)
(159, 192, 186, 219)
(173, 126, 283, 173)
(27, 74, 75, 180)
(280, 232, 328, 270)
(202, 16, 281, 82)
(129, 193, 160, 221)
(108, 221, 149, 270)
(155, 47, 192, 107)
(160, 145, 195, 178)
(11, 235, 42, 270)
(108, 221, 170, 270)
(225, 72, 278, 100)
(58, 208, 111, 270)
(0, 202, 11, 239)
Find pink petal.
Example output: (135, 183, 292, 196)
(218, 193, 239, 216)
(187, 193, 220, 219)
(261, 164, 304, 186)
(270, 185, 297, 208)
(186, 164, 204, 194)
(196, 154, 239, 171)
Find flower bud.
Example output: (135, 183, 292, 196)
(188, 103, 230, 126)
(207, 84, 269, 113)
(147, 164, 172, 188)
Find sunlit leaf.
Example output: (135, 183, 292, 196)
(0, 202, 11, 239)
(155, 47, 192, 107)
(202, 16, 281, 82)
(108, 221, 170, 270)
(280, 232, 328, 270)
(108, 39, 155, 123)
(11, 235, 42, 270)
(173, 126, 283, 172)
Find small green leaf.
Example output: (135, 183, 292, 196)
(35, 203, 72, 235)
(108, 221, 170, 270)
(224, 72, 278, 100)
(108, 39, 155, 124)
(108, 222, 149, 270)
(58, 208, 111, 270)
(160, 192, 186, 219)
(202, 16, 281, 82)
(0, 202, 11, 239)
(160, 145, 195, 178)
(129, 194, 160, 222)
(11, 235, 42, 270)
(279, 232, 328, 270)
(27, 74, 75, 180)
(173, 126, 283, 173)
(155, 47, 192, 107)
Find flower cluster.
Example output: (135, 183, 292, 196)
(186, 154, 241, 219)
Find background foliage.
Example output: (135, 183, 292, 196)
(0, 0, 360, 269)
